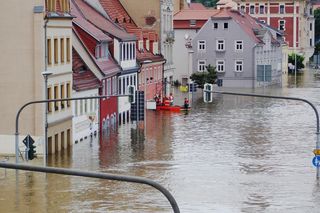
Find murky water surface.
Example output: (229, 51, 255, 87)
(1, 70, 320, 212)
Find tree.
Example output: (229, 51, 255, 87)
(190, 64, 217, 88)
(191, 0, 219, 7)
(288, 53, 305, 71)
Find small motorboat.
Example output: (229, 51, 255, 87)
(156, 105, 191, 112)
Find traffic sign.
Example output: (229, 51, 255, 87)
(312, 156, 320, 167)
(313, 149, 320, 156)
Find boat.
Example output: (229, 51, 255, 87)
(156, 105, 191, 112)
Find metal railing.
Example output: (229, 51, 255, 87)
(0, 162, 180, 213)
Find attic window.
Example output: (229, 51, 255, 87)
(123, 18, 126, 23)
(224, 23, 228, 29)
(79, 65, 86, 73)
(190, 20, 196, 27)
(213, 23, 218, 29)
(115, 18, 119, 23)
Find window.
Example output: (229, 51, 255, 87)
(54, 85, 59, 111)
(47, 0, 56, 12)
(61, 0, 70, 12)
(235, 40, 243, 51)
(250, 5, 255, 14)
(259, 5, 264, 14)
(66, 38, 70, 62)
(310, 23, 313, 31)
(54, 38, 58, 64)
(240, 5, 245, 13)
(279, 20, 285, 31)
(66, 82, 71, 107)
(216, 60, 225, 72)
(60, 38, 64, 63)
(198, 60, 206, 72)
(279, 5, 285, 14)
(213, 23, 218, 29)
(216, 40, 225, 51)
(310, 38, 313, 46)
(48, 87, 52, 113)
(259, 20, 266, 24)
(235, 60, 243, 72)
(190, 20, 196, 26)
(60, 84, 65, 109)
(224, 23, 228, 29)
(47, 39, 52, 65)
(198, 40, 206, 51)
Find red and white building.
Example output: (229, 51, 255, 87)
(232, 0, 315, 59)
(71, 0, 122, 137)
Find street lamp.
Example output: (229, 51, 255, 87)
(41, 70, 52, 166)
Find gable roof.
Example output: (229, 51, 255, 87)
(71, 1, 111, 42)
(72, 0, 136, 41)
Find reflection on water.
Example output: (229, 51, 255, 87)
(1, 69, 320, 212)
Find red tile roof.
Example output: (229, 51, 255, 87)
(71, 1, 112, 42)
(98, 0, 137, 29)
(73, 0, 136, 41)
(189, 3, 206, 10)
(174, 9, 219, 20)
(73, 48, 101, 92)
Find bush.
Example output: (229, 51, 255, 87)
(190, 64, 217, 88)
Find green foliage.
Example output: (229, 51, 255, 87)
(315, 43, 320, 54)
(288, 53, 305, 70)
(190, 64, 217, 88)
(191, 0, 219, 7)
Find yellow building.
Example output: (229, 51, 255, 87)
(0, 0, 73, 155)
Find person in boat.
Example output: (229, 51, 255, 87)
(184, 97, 189, 109)
(169, 93, 174, 106)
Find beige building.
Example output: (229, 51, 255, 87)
(0, 0, 73, 155)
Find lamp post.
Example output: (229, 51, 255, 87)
(41, 70, 52, 166)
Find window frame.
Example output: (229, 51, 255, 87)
(278, 20, 285, 31)
(197, 60, 206, 72)
(216, 60, 225, 73)
(235, 40, 243, 52)
(259, 5, 265, 14)
(250, 5, 255, 14)
(235, 60, 244, 72)
(197, 40, 206, 51)
(279, 4, 285, 14)
(216, 39, 225, 51)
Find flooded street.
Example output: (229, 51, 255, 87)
(2, 69, 320, 212)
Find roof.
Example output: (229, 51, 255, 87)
(98, 0, 164, 63)
(211, 9, 262, 43)
(98, 0, 137, 29)
(211, 9, 280, 45)
(73, 49, 101, 92)
(188, 3, 206, 10)
(71, 1, 111, 42)
(72, 0, 136, 41)
(174, 9, 219, 20)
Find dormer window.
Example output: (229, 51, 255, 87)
(95, 42, 109, 59)
(47, 0, 56, 12)
(60, 0, 70, 13)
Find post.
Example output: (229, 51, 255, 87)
(294, 52, 297, 86)
(42, 71, 52, 166)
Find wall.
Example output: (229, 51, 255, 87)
(0, 0, 45, 151)
(192, 18, 255, 88)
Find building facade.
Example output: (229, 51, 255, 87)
(234, 0, 315, 60)
(192, 9, 284, 88)
(173, 8, 219, 85)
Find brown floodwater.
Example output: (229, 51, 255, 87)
(1, 68, 320, 212)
